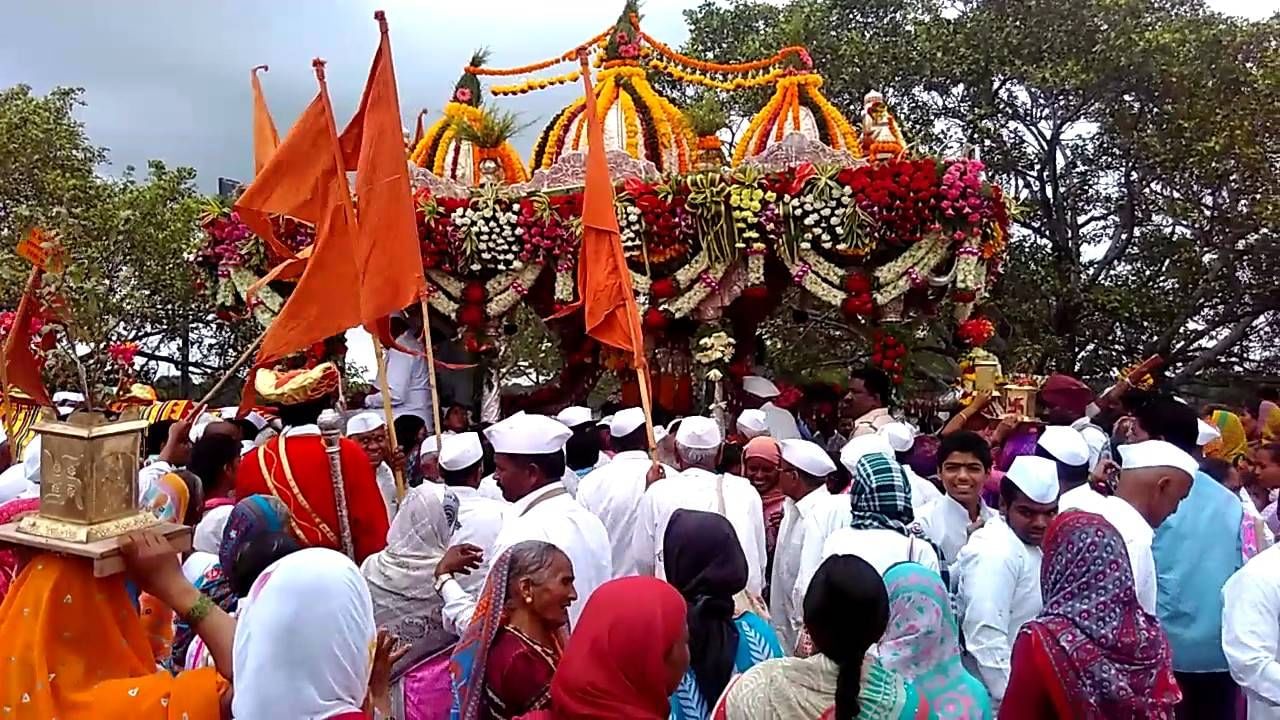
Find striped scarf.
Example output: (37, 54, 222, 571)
(848, 453, 915, 534)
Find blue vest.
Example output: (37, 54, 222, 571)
(1152, 471, 1243, 672)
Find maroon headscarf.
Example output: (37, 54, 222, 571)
(1024, 511, 1180, 719)
(1041, 374, 1095, 418)
(543, 577, 687, 719)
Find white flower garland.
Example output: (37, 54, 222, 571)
(426, 269, 464, 298)
(873, 234, 950, 305)
(800, 269, 845, 308)
(747, 246, 765, 286)
(662, 262, 729, 318)
(485, 261, 543, 317)
(874, 233, 946, 286)
(555, 262, 575, 303)
(797, 248, 845, 286)
(426, 283, 460, 317)
(954, 236, 984, 292)
(673, 249, 710, 288)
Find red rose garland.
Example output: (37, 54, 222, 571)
(870, 331, 907, 385)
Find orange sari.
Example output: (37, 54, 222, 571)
(0, 553, 223, 719)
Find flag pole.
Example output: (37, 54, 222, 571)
(197, 326, 268, 407)
(417, 295, 444, 457)
(372, 336, 406, 499)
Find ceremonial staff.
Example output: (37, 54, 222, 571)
(317, 407, 355, 558)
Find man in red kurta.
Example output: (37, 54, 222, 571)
(236, 362, 389, 562)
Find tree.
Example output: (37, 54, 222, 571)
(0, 85, 257, 402)
(682, 0, 1280, 392)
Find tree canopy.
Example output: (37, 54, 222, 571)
(0, 85, 257, 401)
(682, 0, 1280, 394)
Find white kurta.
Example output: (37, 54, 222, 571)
(1058, 482, 1107, 513)
(1091, 495, 1158, 615)
(914, 494, 998, 567)
(440, 482, 611, 632)
(477, 474, 504, 501)
(769, 487, 851, 653)
(795, 526, 940, 603)
(576, 450, 676, 576)
(953, 516, 1043, 706)
(903, 466, 943, 511)
(761, 402, 801, 441)
(374, 463, 399, 523)
(633, 468, 768, 596)
(364, 331, 433, 426)
(1223, 543, 1280, 719)
(437, 485, 509, 634)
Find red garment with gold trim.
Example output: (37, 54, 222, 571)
(236, 433, 388, 563)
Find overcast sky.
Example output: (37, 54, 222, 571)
(3, 0, 1273, 193)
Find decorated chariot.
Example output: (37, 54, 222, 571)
(196, 1, 1010, 416)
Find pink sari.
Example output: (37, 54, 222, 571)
(399, 645, 454, 720)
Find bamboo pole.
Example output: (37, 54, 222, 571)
(372, 337, 406, 500)
(197, 327, 268, 407)
(418, 295, 444, 456)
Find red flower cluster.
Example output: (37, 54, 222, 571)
(958, 317, 996, 348)
(642, 307, 669, 333)
(458, 282, 487, 328)
(417, 189, 468, 272)
(650, 278, 678, 300)
(624, 178, 689, 265)
(108, 341, 139, 367)
(840, 272, 874, 319)
(840, 159, 939, 246)
(870, 331, 907, 385)
(517, 196, 576, 265)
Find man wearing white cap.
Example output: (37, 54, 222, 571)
(418, 433, 442, 485)
(433, 431, 509, 633)
(734, 409, 769, 441)
(1222, 540, 1280, 720)
(346, 411, 400, 522)
(472, 413, 612, 627)
(771, 438, 848, 652)
(1094, 439, 1198, 615)
(363, 313, 434, 427)
(577, 408, 675, 575)
(914, 431, 999, 567)
(954, 455, 1060, 707)
(1035, 425, 1092, 493)
(879, 422, 942, 511)
(741, 376, 800, 441)
(555, 406, 593, 430)
(633, 415, 768, 595)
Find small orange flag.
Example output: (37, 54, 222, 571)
(251, 65, 280, 176)
(235, 61, 363, 369)
(566, 56, 648, 371)
(2, 270, 52, 407)
(338, 11, 425, 328)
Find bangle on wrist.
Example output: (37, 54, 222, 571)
(180, 593, 215, 624)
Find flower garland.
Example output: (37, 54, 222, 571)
(958, 317, 995, 347)
(869, 330, 907, 384)
(639, 32, 811, 74)
(873, 233, 950, 305)
(646, 60, 784, 92)
(490, 69, 582, 96)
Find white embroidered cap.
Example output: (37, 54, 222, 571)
(780, 439, 837, 477)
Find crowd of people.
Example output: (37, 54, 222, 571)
(0, 351, 1278, 720)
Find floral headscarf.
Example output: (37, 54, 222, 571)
(880, 563, 992, 720)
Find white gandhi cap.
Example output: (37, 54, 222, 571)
(1037, 426, 1090, 467)
(555, 406, 594, 429)
(839, 433, 893, 475)
(780, 439, 837, 477)
(345, 411, 385, 436)
(878, 422, 916, 454)
(1119, 439, 1199, 479)
(675, 416, 722, 449)
(484, 413, 572, 455)
(736, 409, 768, 438)
(439, 432, 484, 471)
(742, 375, 780, 399)
(1196, 419, 1221, 447)
(1004, 456, 1060, 504)
(610, 408, 646, 438)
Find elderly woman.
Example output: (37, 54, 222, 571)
(450, 540, 577, 720)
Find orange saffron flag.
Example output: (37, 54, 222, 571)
(338, 11, 425, 327)
(567, 60, 648, 370)
(234, 65, 363, 368)
(251, 65, 280, 175)
(1, 270, 52, 407)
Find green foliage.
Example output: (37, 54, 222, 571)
(683, 94, 729, 137)
(452, 106, 532, 149)
(682, 0, 1280, 390)
(0, 84, 258, 400)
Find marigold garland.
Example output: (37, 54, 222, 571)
(639, 31, 810, 75)
(618, 88, 641, 159)
(646, 59, 784, 92)
(490, 69, 582, 96)
(464, 31, 609, 77)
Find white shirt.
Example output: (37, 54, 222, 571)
(437, 484, 510, 634)
(478, 473, 504, 501)
(576, 450, 675, 576)
(633, 467, 768, 596)
(364, 331, 432, 426)
(770, 486, 851, 653)
(374, 463, 399, 523)
(761, 402, 800, 441)
(453, 482, 611, 631)
(1071, 417, 1109, 472)
(954, 516, 1043, 705)
(1058, 482, 1107, 513)
(1223, 543, 1280, 719)
(914, 494, 998, 567)
(904, 466, 943, 511)
(1092, 495, 1158, 615)
(796, 526, 940, 606)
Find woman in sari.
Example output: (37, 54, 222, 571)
(880, 563, 991, 720)
(665, 509, 783, 720)
(450, 540, 577, 720)
(1204, 408, 1249, 464)
(742, 437, 786, 569)
(139, 470, 203, 665)
(1000, 512, 1180, 719)
(0, 531, 234, 719)
(361, 484, 460, 719)
(715, 554, 932, 720)
(232, 546, 399, 719)
(522, 576, 690, 719)
(171, 494, 291, 671)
